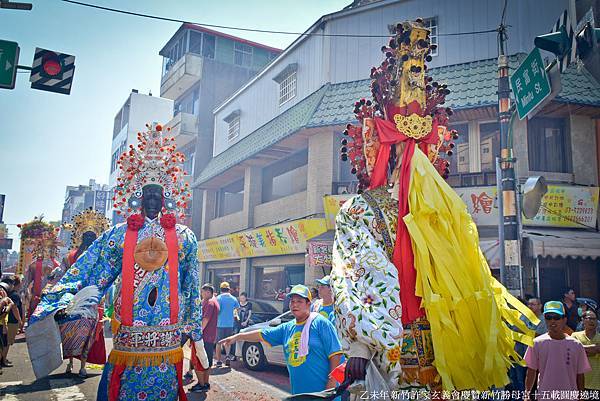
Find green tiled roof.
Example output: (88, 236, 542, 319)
(308, 54, 600, 128)
(194, 84, 329, 186)
(196, 54, 600, 186)
(308, 79, 370, 128)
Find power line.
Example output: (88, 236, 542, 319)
(60, 0, 497, 38)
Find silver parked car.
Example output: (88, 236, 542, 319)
(235, 310, 294, 370)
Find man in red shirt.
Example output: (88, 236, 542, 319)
(190, 284, 220, 393)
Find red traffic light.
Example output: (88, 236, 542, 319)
(42, 52, 61, 77)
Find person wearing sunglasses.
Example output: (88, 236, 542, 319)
(523, 301, 591, 400)
(572, 310, 600, 391)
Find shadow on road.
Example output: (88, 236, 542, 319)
(0, 372, 101, 396)
(186, 391, 208, 401)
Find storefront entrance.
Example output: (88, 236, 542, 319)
(206, 266, 241, 296)
(252, 265, 304, 302)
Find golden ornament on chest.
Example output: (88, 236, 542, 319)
(134, 237, 168, 272)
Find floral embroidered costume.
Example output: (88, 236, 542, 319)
(58, 208, 110, 365)
(27, 123, 202, 401)
(331, 20, 538, 391)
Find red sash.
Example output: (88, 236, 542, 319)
(109, 219, 186, 401)
(368, 103, 439, 325)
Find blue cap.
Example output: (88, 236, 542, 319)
(316, 275, 330, 286)
(287, 284, 312, 302)
(543, 301, 566, 316)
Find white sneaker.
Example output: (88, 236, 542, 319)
(78, 368, 87, 378)
(66, 362, 73, 374)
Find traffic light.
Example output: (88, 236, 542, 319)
(29, 47, 75, 95)
(576, 22, 600, 59)
(534, 26, 572, 59)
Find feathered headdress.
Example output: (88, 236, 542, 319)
(112, 122, 192, 219)
(64, 208, 110, 250)
(340, 19, 459, 193)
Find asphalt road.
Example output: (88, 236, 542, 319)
(0, 335, 290, 401)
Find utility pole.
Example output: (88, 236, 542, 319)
(497, 0, 523, 297)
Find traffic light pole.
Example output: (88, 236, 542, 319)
(497, 19, 523, 298)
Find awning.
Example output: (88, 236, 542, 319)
(523, 229, 600, 260)
(480, 238, 500, 270)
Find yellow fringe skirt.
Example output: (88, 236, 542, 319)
(404, 148, 539, 391)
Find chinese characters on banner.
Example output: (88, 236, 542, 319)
(308, 241, 333, 268)
(453, 185, 599, 228)
(197, 218, 328, 262)
(453, 186, 499, 225)
(523, 186, 599, 228)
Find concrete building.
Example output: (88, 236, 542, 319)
(109, 90, 173, 223)
(193, 0, 600, 308)
(60, 179, 110, 246)
(159, 24, 282, 231)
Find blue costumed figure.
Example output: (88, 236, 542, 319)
(26, 123, 208, 401)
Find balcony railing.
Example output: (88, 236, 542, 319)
(160, 53, 203, 100)
(164, 112, 198, 149)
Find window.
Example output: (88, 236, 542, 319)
(227, 116, 240, 141)
(202, 34, 215, 59)
(279, 71, 297, 106)
(262, 149, 308, 202)
(162, 33, 188, 76)
(234, 42, 253, 67)
(113, 110, 122, 138)
(447, 123, 469, 175)
(174, 87, 199, 116)
(216, 179, 244, 217)
(189, 31, 202, 55)
(479, 122, 500, 172)
(253, 266, 304, 301)
(183, 152, 195, 176)
(110, 141, 126, 173)
(424, 17, 438, 56)
(528, 117, 572, 173)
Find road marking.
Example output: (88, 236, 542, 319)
(0, 381, 23, 401)
(49, 378, 86, 401)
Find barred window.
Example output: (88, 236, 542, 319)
(228, 116, 240, 141)
(424, 17, 438, 56)
(279, 71, 297, 106)
(234, 42, 253, 67)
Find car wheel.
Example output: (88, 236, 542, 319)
(242, 342, 267, 371)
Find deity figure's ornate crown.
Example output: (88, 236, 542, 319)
(64, 208, 110, 250)
(340, 19, 459, 193)
(112, 122, 191, 219)
(18, 217, 61, 259)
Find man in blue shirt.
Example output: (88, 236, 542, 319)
(219, 285, 343, 394)
(313, 276, 335, 324)
(215, 282, 240, 367)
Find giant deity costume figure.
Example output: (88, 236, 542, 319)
(27, 123, 205, 401)
(331, 20, 537, 391)
(18, 217, 61, 318)
(58, 208, 111, 375)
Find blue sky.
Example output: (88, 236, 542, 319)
(0, 0, 350, 248)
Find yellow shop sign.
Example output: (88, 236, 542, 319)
(198, 218, 328, 261)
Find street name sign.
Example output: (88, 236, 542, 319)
(510, 48, 552, 120)
(0, 40, 19, 89)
